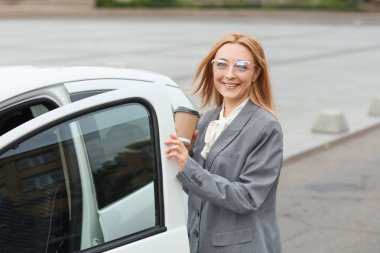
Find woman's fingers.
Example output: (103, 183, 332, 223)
(165, 138, 185, 157)
(165, 139, 182, 146)
(165, 133, 189, 172)
(170, 133, 180, 140)
(166, 136, 187, 151)
(165, 144, 180, 154)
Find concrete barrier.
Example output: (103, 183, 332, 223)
(312, 110, 349, 134)
(369, 96, 380, 116)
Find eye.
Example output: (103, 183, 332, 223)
(214, 59, 228, 69)
(234, 61, 250, 71)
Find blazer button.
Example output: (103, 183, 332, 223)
(193, 230, 199, 238)
(196, 210, 200, 217)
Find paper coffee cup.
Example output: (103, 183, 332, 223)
(174, 106, 200, 146)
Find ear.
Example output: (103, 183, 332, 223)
(251, 67, 261, 84)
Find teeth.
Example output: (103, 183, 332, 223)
(223, 83, 238, 87)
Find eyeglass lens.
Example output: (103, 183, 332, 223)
(212, 59, 251, 72)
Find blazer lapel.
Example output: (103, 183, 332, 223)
(204, 101, 259, 171)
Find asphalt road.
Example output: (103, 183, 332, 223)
(279, 124, 380, 253)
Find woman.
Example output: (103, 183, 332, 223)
(166, 32, 283, 253)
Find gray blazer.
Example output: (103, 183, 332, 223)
(177, 100, 283, 253)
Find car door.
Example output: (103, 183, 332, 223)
(0, 83, 190, 253)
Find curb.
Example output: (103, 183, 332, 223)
(283, 120, 380, 165)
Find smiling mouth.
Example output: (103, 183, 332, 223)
(223, 82, 240, 88)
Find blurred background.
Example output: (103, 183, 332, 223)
(0, 0, 379, 252)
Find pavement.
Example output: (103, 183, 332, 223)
(279, 122, 380, 253)
(0, 4, 379, 252)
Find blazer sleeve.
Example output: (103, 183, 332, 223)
(176, 119, 283, 214)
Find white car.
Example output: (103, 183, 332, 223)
(0, 66, 192, 253)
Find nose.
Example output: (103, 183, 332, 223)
(224, 65, 236, 79)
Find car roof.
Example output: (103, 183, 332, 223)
(0, 65, 178, 103)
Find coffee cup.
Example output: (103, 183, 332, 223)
(174, 106, 200, 146)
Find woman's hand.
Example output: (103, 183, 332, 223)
(165, 133, 190, 172)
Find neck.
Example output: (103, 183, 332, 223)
(223, 98, 248, 117)
(223, 104, 235, 118)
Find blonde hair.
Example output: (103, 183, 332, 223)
(193, 32, 274, 115)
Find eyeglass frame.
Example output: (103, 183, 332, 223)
(211, 58, 259, 73)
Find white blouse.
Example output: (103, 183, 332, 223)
(201, 98, 249, 159)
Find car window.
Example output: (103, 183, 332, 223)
(0, 100, 58, 136)
(70, 90, 109, 102)
(0, 120, 83, 253)
(0, 101, 163, 252)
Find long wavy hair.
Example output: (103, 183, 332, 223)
(193, 32, 274, 115)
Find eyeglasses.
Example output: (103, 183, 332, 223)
(211, 59, 255, 73)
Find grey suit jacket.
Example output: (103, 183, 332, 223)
(177, 100, 283, 253)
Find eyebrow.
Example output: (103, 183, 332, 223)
(215, 58, 228, 61)
(215, 58, 251, 63)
